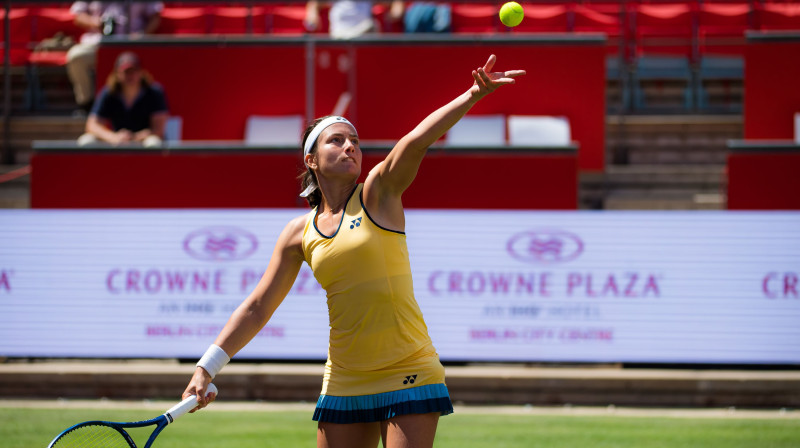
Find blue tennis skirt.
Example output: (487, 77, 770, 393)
(313, 383, 454, 423)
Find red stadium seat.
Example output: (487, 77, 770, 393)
(451, 3, 498, 33)
(512, 4, 570, 33)
(372, 3, 403, 33)
(574, 4, 622, 36)
(27, 7, 83, 66)
(0, 8, 34, 66)
(573, 4, 625, 55)
(756, 3, 800, 30)
(209, 6, 268, 34)
(32, 7, 82, 41)
(632, 3, 697, 58)
(698, 3, 751, 56)
(269, 4, 312, 34)
(158, 7, 210, 35)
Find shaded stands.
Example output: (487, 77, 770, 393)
(614, 1, 796, 113)
(583, 114, 737, 210)
(442, 1, 795, 113)
(3, 1, 799, 118)
(92, 34, 604, 173)
(725, 31, 800, 211)
(0, 5, 83, 116)
(30, 141, 578, 209)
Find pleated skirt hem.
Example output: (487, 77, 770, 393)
(313, 383, 454, 423)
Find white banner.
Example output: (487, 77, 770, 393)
(1, 210, 798, 364)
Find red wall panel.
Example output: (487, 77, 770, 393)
(30, 152, 307, 209)
(353, 44, 605, 172)
(727, 152, 800, 210)
(362, 151, 578, 210)
(31, 149, 577, 210)
(744, 40, 800, 140)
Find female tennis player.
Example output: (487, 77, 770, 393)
(183, 54, 525, 448)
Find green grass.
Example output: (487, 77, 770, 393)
(3, 407, 798, 448)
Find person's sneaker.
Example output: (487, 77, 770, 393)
(72, 99, 94, 117)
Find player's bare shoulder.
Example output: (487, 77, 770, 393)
(280, 213, 312, 256)
(287, 213, 310, 237)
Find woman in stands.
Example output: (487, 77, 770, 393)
(182, 54, 525, 448)
(79, 51, 168, 147)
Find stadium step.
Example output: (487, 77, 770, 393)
(0, 115, 85, 164)
(580, 164, 727, 210)
(0, 65, 77, 115)
(606, 114, 741, 165)
(0, 360, 797, 408)
(0, 164, 31, 208)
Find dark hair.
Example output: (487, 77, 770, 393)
(298, 115, 335, 209)
(106, 68, 154, 94)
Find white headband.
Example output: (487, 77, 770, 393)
(303, 116, 355, 157)
(300, 116, 355, 198)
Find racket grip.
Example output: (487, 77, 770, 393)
(166, 383, 218, 423)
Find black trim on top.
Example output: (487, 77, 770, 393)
(312, 185, 359, 239)
(359, 188, 405, 235)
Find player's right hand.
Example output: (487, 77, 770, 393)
(183, 367, 215, 412)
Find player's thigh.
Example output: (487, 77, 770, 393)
(317, 421, 381, 448)
(380, 412, 440, 448)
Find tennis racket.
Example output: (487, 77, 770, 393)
(46, 383, 218, 448)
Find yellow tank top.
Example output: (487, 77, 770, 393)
(301, 184, 433, 373)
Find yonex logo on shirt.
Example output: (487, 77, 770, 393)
(403, 374, 417, 385)
(349, 217, 362, 229)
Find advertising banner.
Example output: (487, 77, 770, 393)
(1, 210, 798, 364)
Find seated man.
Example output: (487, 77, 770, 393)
(68, 1, 163, 114)
(305, 0, 403, 39)
(78, 52, 168, 147)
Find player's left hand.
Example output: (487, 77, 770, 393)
(469, 54, 526, 102)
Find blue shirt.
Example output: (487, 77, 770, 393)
(91, 82, 168, 133)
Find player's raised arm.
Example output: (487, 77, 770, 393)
(367, 54, 526, 198)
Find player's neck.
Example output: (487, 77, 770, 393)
(320, 196, 347, 215)
(319, 182, 356, 215)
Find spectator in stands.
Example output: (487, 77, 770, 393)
(402, 2, 451, 33)
(67, 2, 163, 115)
(305, 0, 403, 39)
(77, 52, 168, 147)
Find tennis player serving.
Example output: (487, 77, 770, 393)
(183, 54, 525, 448)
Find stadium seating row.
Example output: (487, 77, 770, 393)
(1, 2, 799, 66)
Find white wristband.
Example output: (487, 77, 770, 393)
(196, 344, 230, 379)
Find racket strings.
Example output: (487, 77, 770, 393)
(51, 424, 134, 448)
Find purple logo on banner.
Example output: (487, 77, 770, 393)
(506, 230, 584, 263)
(183, 226, 259, 261)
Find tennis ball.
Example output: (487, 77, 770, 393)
(499, 2, 524, 28)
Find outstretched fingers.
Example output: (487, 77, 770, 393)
(478, 67, 494, 86)
(482, 54, 497, 73)
(504, 69, 527, 79)
(472, 69, 487, 89)
(470, 55, 525, 98)
(492, 69, 527, 86)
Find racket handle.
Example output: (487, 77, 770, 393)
(165, 383, 218, 423)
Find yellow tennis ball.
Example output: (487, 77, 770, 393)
(499, 2, 524, 28)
